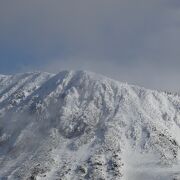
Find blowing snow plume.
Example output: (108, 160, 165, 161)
(0, 71, 180, 180)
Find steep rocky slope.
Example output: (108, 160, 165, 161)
(0, 71, 180, 180)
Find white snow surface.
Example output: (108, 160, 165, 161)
(0, 70, 180, 180)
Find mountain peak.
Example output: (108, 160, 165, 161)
(0, 71, 180, 179)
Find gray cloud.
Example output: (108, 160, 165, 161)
(0, 0, 180, 91)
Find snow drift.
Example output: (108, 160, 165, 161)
(0, 70, 180, 180)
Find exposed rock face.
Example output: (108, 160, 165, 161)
(0, 71, 180, 180)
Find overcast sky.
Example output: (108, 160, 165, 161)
(0, 0, 180, 91)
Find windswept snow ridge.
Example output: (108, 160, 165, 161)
(0, 70, 180, 180)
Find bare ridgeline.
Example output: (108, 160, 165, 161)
(0, 71, 180, 180)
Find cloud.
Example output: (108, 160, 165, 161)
(0, 0, 180, 91)
(41, 57, 180, 92)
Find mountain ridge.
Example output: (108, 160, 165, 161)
(0, 70, 180, 180)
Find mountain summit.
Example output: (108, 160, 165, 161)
(0, 71, 180, 180)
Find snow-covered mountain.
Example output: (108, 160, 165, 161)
(0, 70, 180, 180)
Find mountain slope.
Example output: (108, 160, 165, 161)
(0, 71, 180, 180)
